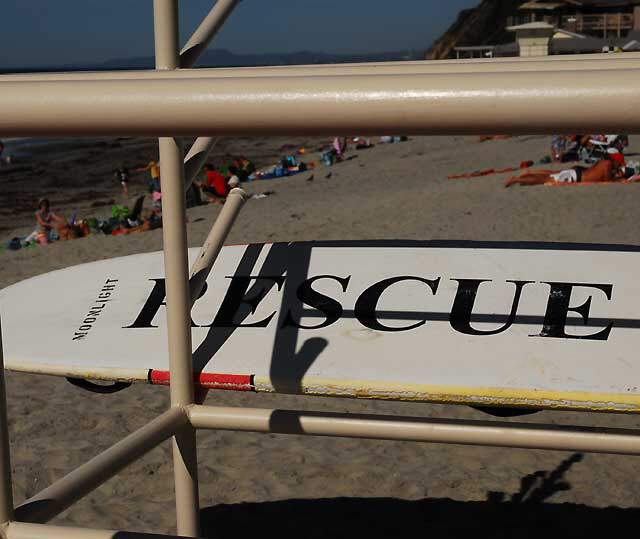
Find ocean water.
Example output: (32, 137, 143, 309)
(2, 138, 64, 158)
(1, 137, 108, 159)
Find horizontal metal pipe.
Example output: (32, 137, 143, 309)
(2, 54, 640, 82)
(14, 408, 188, 524)
(7, 521, 193, 539)
(188, 405, 640, 456)
(1, 68, 639, 136)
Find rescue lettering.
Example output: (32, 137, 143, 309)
(125, 276, 614, 340)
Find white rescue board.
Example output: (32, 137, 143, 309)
(2, 241, 639, 412)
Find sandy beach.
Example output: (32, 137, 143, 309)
(3, 134, 640, 536)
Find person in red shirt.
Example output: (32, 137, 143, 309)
(197, 164, 229, 204)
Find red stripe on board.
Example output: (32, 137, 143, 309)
(150, 370, 254, 392)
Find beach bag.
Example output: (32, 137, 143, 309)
(321, 151, 334, 166)
(58, 225, 77, 241)
(98, 221, 113, 235)
(6, 237, 21, 251)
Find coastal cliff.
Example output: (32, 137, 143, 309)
(426, 0, 526, 59)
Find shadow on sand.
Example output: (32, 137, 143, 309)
(200, 453, 640, 538)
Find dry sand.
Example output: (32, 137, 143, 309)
(3, 134, 640, 536)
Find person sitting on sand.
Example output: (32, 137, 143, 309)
(504, 151, 626, 187)
(227, 175, 240, 190)
(35, 198, 68, 245)
(197, 164, 229, 204)
(118, 210, 162, 235)
(239, 156, 255, 176)
(229, 156, 255, 182)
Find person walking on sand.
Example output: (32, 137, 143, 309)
(114, 165, 130, 197)
(136, 159, 160, 192)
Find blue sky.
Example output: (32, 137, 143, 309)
(0, 1, 479, 68)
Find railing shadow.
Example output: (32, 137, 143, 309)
(199, 452, 640, 538)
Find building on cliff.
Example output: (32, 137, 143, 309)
(430, 0, 640, 59)
(455, 23, 640, 58)
(508, 0, 640, 39)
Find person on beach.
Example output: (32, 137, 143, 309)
(229, 156, 255, 182)
(227, 175, 240, 190)
(479, 135, 511, 142)
(197, 164, 229, 204)
(116, 210, 162, 235)
(333, 137, 347, 159)
(504, 151, 626, 187)
(137, 159, 160, 192)
(114, 165, 130, 197)
(35, 198, 67, 245)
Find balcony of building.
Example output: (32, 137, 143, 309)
(507, 11, 637, 37)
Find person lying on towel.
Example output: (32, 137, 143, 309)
(504, 150, 626, 187)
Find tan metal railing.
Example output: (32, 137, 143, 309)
(1, 1, 640, 538)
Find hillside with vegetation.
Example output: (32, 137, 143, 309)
(427, 0, 526, 59)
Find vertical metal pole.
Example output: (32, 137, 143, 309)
(154, 0, 180, 70)
(0, 318, 14, 526)
(153, 1, 200, 536)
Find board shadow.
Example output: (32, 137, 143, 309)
(192, 242, 323, 395)
(199, 452, 637, 539)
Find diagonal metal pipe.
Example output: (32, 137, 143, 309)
(180, 1, 242, 190)
(180, 0, 242, 69)
(183, 136, 218, 191)
(14, 408, 188, 524)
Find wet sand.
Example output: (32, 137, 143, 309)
(3, 134, 640, 536)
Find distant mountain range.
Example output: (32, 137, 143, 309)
(101, 48, 424, 69)
(0, 48, 425, 74)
